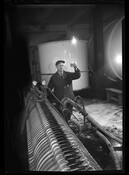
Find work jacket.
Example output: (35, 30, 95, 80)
(48, 68, 81, 101)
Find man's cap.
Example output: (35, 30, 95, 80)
(55, 60, 65, 66)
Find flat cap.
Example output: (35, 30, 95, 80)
(55, 60, 65, 66)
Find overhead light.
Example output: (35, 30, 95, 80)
(72, 36, 77, 45)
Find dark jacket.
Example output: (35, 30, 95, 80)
(48, 68, 81, 101)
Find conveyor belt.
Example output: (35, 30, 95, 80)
(26, 93, 102, 171)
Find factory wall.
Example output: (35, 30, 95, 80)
(87, 6, 124, 99)
(22, 25, 90, 46)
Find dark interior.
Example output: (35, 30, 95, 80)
(4, 0, 124, 172)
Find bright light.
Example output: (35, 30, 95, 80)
(72, 36, 77, 44)
(32, 81, 37, 86)
(115, 54, 122, 64)
(42, 80, 46, 85)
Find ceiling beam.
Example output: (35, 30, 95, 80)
(15, 4, 95, 8)
(40, 8, 54, 28)
(66, 7, 93, 29)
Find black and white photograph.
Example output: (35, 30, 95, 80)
(4, 0, 124, 173)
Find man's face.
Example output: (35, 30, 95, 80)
(56, 63, 65, 73)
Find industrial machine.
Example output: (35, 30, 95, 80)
(22, 80, 122, 171)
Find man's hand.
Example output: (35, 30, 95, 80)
(70, 61, 77, 68)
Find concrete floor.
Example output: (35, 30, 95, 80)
(72, 98, 123, 139)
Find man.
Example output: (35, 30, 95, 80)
(47, 60, 81, 122)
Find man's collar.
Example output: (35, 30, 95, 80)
(57, 71, 64, 76)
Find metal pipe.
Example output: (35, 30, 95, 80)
(62, 98, 122, 144)
(96, 130, 121, 170)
